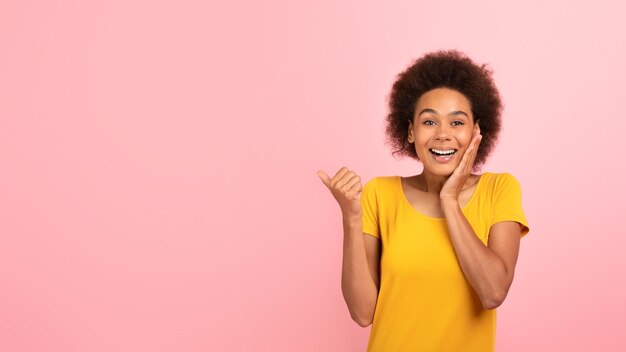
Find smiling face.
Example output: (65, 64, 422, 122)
(407, 87, 476, 176)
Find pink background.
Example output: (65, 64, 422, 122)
(1, 0, 625, 351)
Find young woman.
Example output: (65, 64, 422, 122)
(318, 50, 530, 351)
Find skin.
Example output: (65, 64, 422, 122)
(317, 87, 523, 325)
(317, 168, 378, 326)
(408, 87, 522, 309)
(406, 87, 481, 216)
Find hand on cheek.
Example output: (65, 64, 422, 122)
(440, 122, 482, 201)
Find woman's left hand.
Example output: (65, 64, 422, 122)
(440, 123, 482, 202)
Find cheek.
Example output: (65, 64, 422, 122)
(414, 129, 432, 145)
(459, 130, 474, 145)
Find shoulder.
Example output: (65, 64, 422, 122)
(363, 175, 398, 190)
(481, 172, 521, 187)
(477, 172, 524, 200)
(479, 172, 526, 206)
(361, 176, 398, 200)
(494, 172, 522, 188)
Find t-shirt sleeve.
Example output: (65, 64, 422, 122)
(361, 177, 380, 239)
(491, 173, 530, 238)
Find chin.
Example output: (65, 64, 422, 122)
(424, 165, 455, 177)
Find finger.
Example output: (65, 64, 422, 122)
(317, 170, 331, 188)
(333, 166, 348, 178)
(470, 133, 481, 156)
(458, 143, 474, 175)
(341, 174, 361, 192)
(452, 153, 468, 178)
(330, 167, 349, 188)
(346, 180, 362, 199)
(336, 170, 357, 189)
(465, 147, 476, 175)
(468, 129, 480, 152)
(465, 133, 479, 158)
(474, 133, 483, 154)
(462, 146, 472, 171)
(466, 134, 482, 173)
(457, 127, 481, 176)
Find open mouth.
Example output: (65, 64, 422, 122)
(429, 148, 457, 156)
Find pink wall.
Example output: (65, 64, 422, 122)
(1, 0, 625, 351)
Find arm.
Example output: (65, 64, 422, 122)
(317, 168, 381, 327)
(441, 200, 521, 309)
(341, 213, 381, 327)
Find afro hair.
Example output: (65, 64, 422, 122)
(384, 49, 503, 171)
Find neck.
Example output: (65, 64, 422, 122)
(416, 170, 476, 195)
(416, 171, 448, 195)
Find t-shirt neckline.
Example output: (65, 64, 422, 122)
(396, 173, 487, 221)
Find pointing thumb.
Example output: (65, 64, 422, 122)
(317, 170, 330, 188)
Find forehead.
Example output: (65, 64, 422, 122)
(415, 87, 472, 112)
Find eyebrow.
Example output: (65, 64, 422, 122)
(417, 108, 469, 118)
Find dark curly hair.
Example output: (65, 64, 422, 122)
(384, 49, 503, 171)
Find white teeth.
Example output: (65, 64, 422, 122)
(430, 148, 456, 155)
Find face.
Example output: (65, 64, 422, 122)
(407, 87, 476, 176)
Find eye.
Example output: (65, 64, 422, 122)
(423, 120, 435, 126)
(451, 121, 464, 126)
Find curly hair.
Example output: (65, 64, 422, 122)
(384, 49, 503, 171)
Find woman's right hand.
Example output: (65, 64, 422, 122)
(317, 167, 362, 217)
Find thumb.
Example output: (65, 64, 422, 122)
(317, 170, 331, 188)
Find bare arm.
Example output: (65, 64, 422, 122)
(341, 213, 381, 327)
(317, 167, 381, 327)
(441, 199, 521, 309)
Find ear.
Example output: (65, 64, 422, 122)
(407, 120, 414, 143)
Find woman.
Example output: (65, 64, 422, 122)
(317, 49, 529, 351)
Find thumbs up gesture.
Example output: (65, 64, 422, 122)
(317, 167, 363, 218)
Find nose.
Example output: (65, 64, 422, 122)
(434, 124, 452, 142)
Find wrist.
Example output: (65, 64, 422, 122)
(440, 198, 459, 208)
(342, 211, 362, 224)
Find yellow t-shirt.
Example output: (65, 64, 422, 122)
(361, 172, 529, 352)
